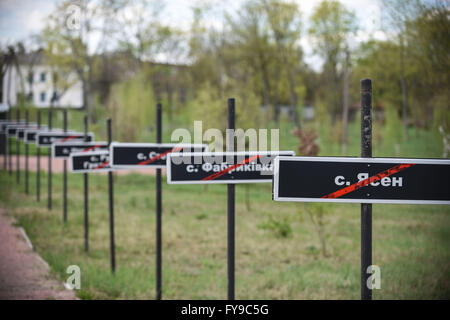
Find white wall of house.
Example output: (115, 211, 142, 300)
(2, 64, 83, 108)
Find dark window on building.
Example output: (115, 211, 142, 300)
(40, 92, 46, 102)
(40, 72, 46, 82)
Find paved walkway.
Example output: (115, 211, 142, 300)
(0, 209, 77, 300)
(0, 155, 165, 175)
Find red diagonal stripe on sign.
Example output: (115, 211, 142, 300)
(321, 163, 416, 199)
(58, 135, 79, 143)
(137, 146, 183, 166)
(93, 161, 109, 170)
(82, 144, 102, 152)
(202, 154, 261, 181)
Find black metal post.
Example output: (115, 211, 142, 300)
(83, 116, 89, 252)
(156, 103, 162, 300)
(8, 111, 13, 175)
(227, 98, 235, 300)
(37, 110, 41, 202)
(63, 110, 67, 223)
(16, 109, 20, 183)
(48, 108, 52, 210)
(107, 118, 116, 273)
(4, 110, 8, 171)
(25, 110, 29, 194)
(361, 78, 373, 300)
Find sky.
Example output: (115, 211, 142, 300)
(0, 0, 386, 70)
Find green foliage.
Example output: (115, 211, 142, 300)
(188, 82, 226, 150)
(383, 104, 404, 147)
(432, 94, 450, 132)
(108, 72, 155, 141)
(4, 0, 444, 159)
(309, 0, 357, 57)
(189, 82, 224, 130)
(300, 203, 330, 257)
(230, 80, 263, 131)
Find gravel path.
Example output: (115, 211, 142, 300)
(0, 155, 165, 175)
(0, 208, 77, 300)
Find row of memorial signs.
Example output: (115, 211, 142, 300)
(1, 121, 94, 145)
(2, 120, 449, 204)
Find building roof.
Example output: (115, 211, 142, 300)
(16, 49, 45, 66)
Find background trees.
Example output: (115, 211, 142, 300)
(1, 0, 448, 155)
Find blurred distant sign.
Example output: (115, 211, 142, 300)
(0, 121, 24, 133)
(24, 127, 53, 144)
(53, 141, 109, 159)
(36, 132, 94, 147)
(273, 156, 450, 205)
(16, 125, 45, 140)
(110, 143, 207, 169)
(70, 150, 111, 173)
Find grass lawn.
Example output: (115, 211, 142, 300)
(1, 112, 449, 299)
(1, 167, 449, 299)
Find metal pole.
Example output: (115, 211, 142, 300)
(25, 110, 29, 194)
(227, 98, 235, 300)
(16, 109, 20, 183)
(37, 110, 41, 202)
(63, 110, 67, 223)
(361, 78, 373, 300)
(107, 118, 116, 273)
(83, 116, 89, 252)
(8, 110, 13, 175)
(156, 103, 162, 300)
(4, 110, 8, 171)
(48, 108, 52, 210)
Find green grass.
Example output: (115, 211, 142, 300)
(1, 165, 449, 299)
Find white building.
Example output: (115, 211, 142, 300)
(2, 53, 83, 108)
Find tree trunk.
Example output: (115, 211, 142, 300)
(166, 80, 173, 121)
(400, 37, 409, 141)
(258, 52, 272, 111)
(341, 50, 350, 155)
(272, 60, 281, 124)
(282, 50, 301, 128)
(13, 57, 25, 95)
(400, 77, 408, 140)
(82, 79, 88, 116)
(6, 65, 11, 106)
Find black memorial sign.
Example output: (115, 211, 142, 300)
(24, 127, 53, 144)
(6, 123, 36, 136)
(16, 128, 29, 140)
(52, 141, 109, 159)
(167, 151, 295, 184)
(70, 150, 111, 173)
(37, 132, 94, 147)
(273, 156, 450, 204)
(110, 143, 208, 169)
(17, 125, 44, 140)
(0, 121, 24, 133)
